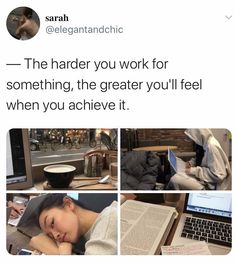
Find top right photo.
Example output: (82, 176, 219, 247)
(121, 129, 231, 191)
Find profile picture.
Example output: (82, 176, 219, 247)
(6, 6, 40, 40)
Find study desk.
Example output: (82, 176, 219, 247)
(7, 225, 32, 255)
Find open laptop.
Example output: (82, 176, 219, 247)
(7, 129, 34, 190)
(8, 195, 46, 237)
(171, 193, 232, 255)
(168, 148, 186, 173)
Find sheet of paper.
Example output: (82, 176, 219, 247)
(161, 241, 211, 255)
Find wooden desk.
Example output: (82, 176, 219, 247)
(34, 169, 117, 190)
(7, 225, 32, 255)
(133, 145, 178, 152)
(35, 174, 117, 190)
(165, 193, 185, 245)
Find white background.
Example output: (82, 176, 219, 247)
(0, 0, 235, 263)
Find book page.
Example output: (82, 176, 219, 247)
(121, 200, 176, 255)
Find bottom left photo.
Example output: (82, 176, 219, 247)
(6, 192, 118, 255)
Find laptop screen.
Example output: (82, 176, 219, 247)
(6, 130, 27, 183)
(186, 193, 232, 218)
(168, 148, 177, 171)
(6, 129, 33, 190)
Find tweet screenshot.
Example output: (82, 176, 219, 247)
(1, 0, 235, 262)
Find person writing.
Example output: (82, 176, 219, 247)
(7, 201, 25, 219)
(29, 194, 117, 255)
(167, 129, 231, 190)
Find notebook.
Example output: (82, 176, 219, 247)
(171, 193, 232, 255)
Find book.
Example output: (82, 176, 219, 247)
(121, 199, 177, 255)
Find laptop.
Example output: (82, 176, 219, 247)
(8, 195, 46, 237)
(7, 129, 34, 190)
(171, 193, 232, 255)
(168, 148, 186, 173)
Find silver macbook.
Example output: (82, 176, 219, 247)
(168, 148, 186, 173)
(171, 193, 232, 255)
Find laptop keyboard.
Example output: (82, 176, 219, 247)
(181, 216, 232, 247)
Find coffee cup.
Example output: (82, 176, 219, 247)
(44, 164, 76, 188)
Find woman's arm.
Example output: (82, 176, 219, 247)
(58, 242, 73, 255)
(30, 234, 73, 255)
(7, 201, 25, 218)
(29, 234, 59, 255)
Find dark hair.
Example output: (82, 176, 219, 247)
(36, 194, 88, 228)
(195, 144, 205, 166)
(22, 7, 33, 18)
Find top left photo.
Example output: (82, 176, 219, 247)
(6, 128, 118, 190)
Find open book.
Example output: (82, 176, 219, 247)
(121, 199, 177, 255)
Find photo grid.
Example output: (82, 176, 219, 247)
(6, 128, 232, 255)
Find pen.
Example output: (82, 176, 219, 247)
(8, 244, 12, 254)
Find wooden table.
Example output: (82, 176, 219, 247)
(165, 193, 185, 245)
(35, 175, 117, 190)
(34, 169, 117, 190)
(7, 225, 32, 255)
(133, 145, 178, 152)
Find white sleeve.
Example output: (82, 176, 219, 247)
(85, 203, 117, 255)
(190, 146, 228, 185)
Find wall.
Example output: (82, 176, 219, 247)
(136, 129, 194, 152)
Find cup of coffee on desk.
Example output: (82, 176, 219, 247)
(44, 164, 76, 188)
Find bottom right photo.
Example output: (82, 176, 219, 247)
(120, 192, 232, 255)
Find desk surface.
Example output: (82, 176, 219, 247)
(133, 145, 178, 152)
(34, 172, 117, 190)
(165, 194, 185, 245)
(7, 225, 32, 255)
